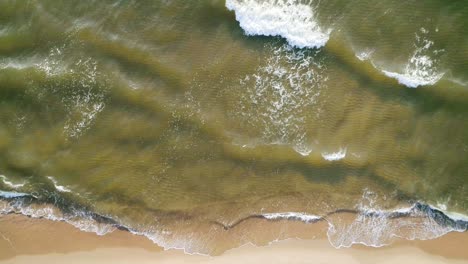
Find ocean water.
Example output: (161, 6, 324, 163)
(0, 0, 467, 255)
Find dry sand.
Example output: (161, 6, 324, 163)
(0, 214, 467, 264)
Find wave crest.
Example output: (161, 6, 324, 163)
(226, 0, 330, 48)
(378, 28, 445, 88)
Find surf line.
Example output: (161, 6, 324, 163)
(210, 204, 468, 231)
(1, 193, 467, 238)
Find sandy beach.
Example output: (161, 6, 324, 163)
(1, 1, 468, 263)
(1, 214, 467, 264)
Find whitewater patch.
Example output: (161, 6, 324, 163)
(326, 190, 468, 248)
(293, 145, 313, 156)
(63, 100, 105, 138)
(0, 175, 25, 189)
(262, 212, 321, 223)
(382, 69, 443, 88)
(61, 57, 107, 139)
(226, 0, 330, 48)
(327, 204, 467, 248)
(0, 200, 115, 235)
(0, 60, 37, 71)
(236, 44, 327, 156)
(431, 203, 468, 222)
(321, 148, 347, 161)
(355, 49, 374, 61)
(378, 28, 444, 88)
(47, 176, 72, 193)
(1, 191, 467, 255)
(0, 47, 107, 140)
(0, 191, 31, 199)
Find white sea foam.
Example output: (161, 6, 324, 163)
(47, 176, 72, 193)
(430, 203, 468, 222)
(142, 232, 210, 257)
(0, 200, 116, 236)
(0, 60, 37, 70)
(0, 175, 25, 189)
(237, 44, 327, 156)
(382, 69, 443, 88)
(327, 208, 453, 248)
(293, 145, 313, 156)
(355, 49, 374, 61)
(262, 212, 321, 223)
(66, 215, 117, 235)
(0, 47, 70, 77)
(63, 101, 105, 138)
(0, 47, 106, 139)
(62, 57, 107, 139)
(321, 147, 347, 161)
(443, 211, 468, 222)
(379, 28, 444, 88)
(226, 0, 330, 48)
(326, 190, 466, 248)
(0, 191, 30, 199)
(0, 47, 68, 76)
(1, 191, 466, 254)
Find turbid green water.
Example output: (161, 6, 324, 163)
(0, 0, 467, 255)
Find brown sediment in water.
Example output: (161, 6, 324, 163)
(1, 214, 468, 263)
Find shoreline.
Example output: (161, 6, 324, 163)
(1, 214, 468, 263)
(2, 194, 467, 253)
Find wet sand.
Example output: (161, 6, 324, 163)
(1, 214, 467, 264)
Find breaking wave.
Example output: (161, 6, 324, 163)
(226, 0, 330, 49)
(0, 175, 26, 189)
(226, 1, 447, 90)
(262, 212, 321, 223)
(1, 189, 466, 254)
(0, 195, 116, 235)
(47, 176, 73, 193)
(321, 148, 347, 161)
(326, 190, 467, 248)
(369, 28, 445, 88)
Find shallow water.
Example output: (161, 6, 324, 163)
(0, 0, 467, 255)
